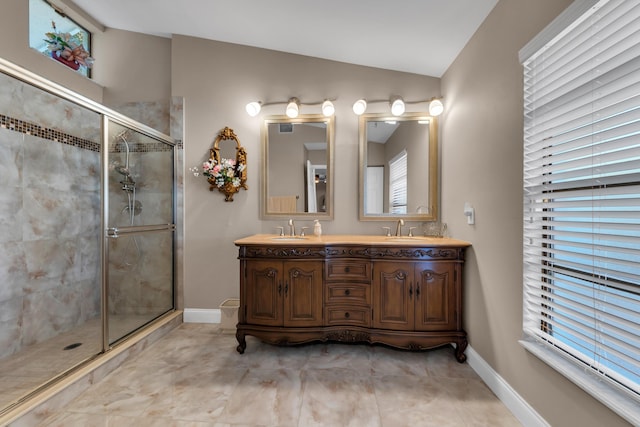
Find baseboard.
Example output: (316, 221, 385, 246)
(183, 308, 221, 324)
(466, 345, 549, 427)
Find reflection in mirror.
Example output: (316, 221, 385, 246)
(262, 115, 334, 219)
(359, 113, 438, 221)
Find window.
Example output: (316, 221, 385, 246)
(388, 150, 407, 214)
(521, 0, 640, 422)
(29, 0, 92, 77)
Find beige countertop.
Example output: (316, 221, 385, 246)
(234, 234, 471, 247)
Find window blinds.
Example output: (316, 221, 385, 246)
(522, 0, 640, 405)
(389, 150, 407, 214)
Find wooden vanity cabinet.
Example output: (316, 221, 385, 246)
(244, 260, 323, 327)
(324, 259, 372, 327)
(373, 261, 458, 332)
(235, 238, 469, 362)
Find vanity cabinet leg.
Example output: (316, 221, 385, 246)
(454, 338, 468, 363)
(236, 330, 246, 354)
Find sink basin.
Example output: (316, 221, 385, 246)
(384, 236, 432, 241)
(271, 236, 308, 241)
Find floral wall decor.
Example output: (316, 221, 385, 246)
(44, 21, 94, 71)
(191, 127, 248, 202)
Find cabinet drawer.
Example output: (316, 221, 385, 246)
(325, 283, 370, 305)
(326, 260, 371, 281)
(324, 306, 371, 327)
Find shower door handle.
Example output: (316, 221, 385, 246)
(106, 227, 120, 238)
(106, 224, 175, 238)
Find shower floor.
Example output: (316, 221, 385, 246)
(0, 314, 153, 412)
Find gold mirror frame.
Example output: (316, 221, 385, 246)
(208, 127, 248, 202)
(358, 113, 438, 221)
(261, 114, 335, 219)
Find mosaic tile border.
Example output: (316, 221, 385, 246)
(0, 113, 183, 152)
(0, 113, 100, 152)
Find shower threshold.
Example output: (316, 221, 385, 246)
(0, 311, 182, 424)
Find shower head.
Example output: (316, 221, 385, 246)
(115, 165, 130, 176)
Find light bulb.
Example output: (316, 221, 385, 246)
(352, 99, 367, 115)
(286, 99, 299, 118)
(245, 101, 261, 117)
(429, 99, 444, 116)
(390, 97, 405, 116)
(321, 100, 335, 117)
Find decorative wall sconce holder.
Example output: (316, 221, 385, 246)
(206, 127, 248, 202)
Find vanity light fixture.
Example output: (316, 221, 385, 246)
(246, 101, 262, 117)
(321, 100, 335, 117)
(352, 96, 444, 117)
(352, 99, 367, 115)
(286, 98, 300, 118)
(245, 98, 336, 117)
(428, 99, 444, 116)
(390, 96, 405, 116)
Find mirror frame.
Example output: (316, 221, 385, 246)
(358, 112, 438, 221)
(261, 114, 335, 220)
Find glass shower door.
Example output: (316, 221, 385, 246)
(105, 119, 175, 345)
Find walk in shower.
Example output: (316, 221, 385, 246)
(0, 59, 176, 415)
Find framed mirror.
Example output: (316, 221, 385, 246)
(261, 114, 334, 219)
(359, 113, 438, 221)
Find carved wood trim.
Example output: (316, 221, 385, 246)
(240, 246, 464, 261)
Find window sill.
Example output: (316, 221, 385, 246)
(519, 337, 640, 426)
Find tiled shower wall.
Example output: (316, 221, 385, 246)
(0, 70, 183, 359)
(0, 72, 102, 360)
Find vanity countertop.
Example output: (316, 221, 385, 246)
(234, 234, 471, 247)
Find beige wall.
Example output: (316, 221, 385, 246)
(92, 28, 171, 106)
(172, 36, 440, 309)
(441, 0, 629, 426)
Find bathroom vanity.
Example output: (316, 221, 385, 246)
(234, 234, 471, 362)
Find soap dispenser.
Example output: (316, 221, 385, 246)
(313, 219, 322, 236)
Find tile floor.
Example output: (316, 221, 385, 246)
(0, 314, 157, 411)
(39, 324, 521, 427)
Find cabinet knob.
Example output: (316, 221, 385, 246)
(344, 289, 351, 296)
(344, 312, 350, 319)
(344, 267, 350, 273)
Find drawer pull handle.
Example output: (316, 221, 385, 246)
(344, 312, 350, 319)
(344, 289, 351, 296)
(344, 267, 351, 273)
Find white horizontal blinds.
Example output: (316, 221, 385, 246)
(523, 0, 640, 399)
(389, 150, 407, 214)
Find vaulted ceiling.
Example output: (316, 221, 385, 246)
(72, 0, 497, 77)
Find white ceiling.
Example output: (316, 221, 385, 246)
(71, 0, 497, 77)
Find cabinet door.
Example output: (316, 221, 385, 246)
(414, 262, 457, 331)
(372, 262, 414, 330)
(283, 261, 324, 327)
(245, 260, 282, 326)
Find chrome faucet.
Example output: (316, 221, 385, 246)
(395, 219, 405, 237)
(288, 219, 296, 236)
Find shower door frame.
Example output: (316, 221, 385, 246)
(0, 57, 177, 393)
(101, 116, 177, 350)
